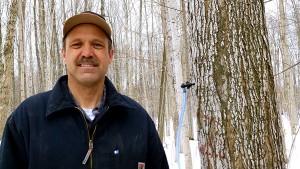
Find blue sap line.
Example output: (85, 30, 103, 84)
(176, 87, 187, 169)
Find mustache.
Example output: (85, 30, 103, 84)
(76, 57, 99, 66)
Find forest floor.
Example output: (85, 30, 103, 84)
(164, 119, 200, 169)
(164, 115, 298, 169)
(282, 114, 300, 169)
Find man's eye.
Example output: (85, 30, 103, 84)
(70, 43, 81, 48)
(94, 43, 103, 48)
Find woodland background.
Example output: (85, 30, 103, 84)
(0, 0, 299, 168)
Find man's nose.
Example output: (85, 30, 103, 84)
(81, 44, 93, 57)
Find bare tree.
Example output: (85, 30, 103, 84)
(27, 18, 34, 97)
(33, 0, 42, 92)
(137, 0, 150, 112)
(100, 0, 105, 16)
(291, 0, 300, 65)
(49, 0, 63, 86)
(180, 2, 194, 141)
(17, 0, 26, 102)
(278, 0, 297, 135)
(188, 1, 286, 168)
(0, 2, 2, 62)
(157, 0, 169, 141)
(38, 0, 47, 90)
(290, 0, 300, 123)
(0, 0, 18, 138)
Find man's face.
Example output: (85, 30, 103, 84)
(62, 24, 114, 87)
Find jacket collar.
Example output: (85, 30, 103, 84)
(46, 75, 135, 117)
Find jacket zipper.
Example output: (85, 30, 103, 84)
(82, 126, 97, 166)
(76, 107, 97, 169)
(77, 106, 110, 169)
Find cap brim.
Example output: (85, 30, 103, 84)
(63, 13, 112, 38)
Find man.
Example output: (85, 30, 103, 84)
(0, 11, 169, 169)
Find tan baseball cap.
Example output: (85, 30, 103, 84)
(63, 11, 112, 41)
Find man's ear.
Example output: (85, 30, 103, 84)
(62, 48, 66, 64)
(109, 49, 114, 64)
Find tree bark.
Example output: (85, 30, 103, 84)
(0, 0, 18, 139)
(188, 1, 286, 168)
(33, 0, 42, 92)
(18, 0, 26, 102)
(101, 0, 105, 16)
(158, 0, 169, 140)
(38, 0, 47, 90)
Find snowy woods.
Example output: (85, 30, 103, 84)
(0, 0, 298, 168)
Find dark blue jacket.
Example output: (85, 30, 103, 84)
(0, 75, 169, 169)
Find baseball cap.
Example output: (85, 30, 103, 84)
(63, 11, 112, 42)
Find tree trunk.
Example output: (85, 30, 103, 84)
(144, 0, 156, 117)
(158, 0, 169, 140)
(28, 21, 34, 96)
(188, 1, 286, 168)
(290, 0, 300, 130)
(50, 0, 61, 86)
(157, 43, 167, 140)
(33, 0, 42, 92)
(278, 0, 297, 135)
(138, 0, 150, 112)
(0, 0, 18, 139)
(180, 0, 194, 140)
(101, 0, 105, 16)
(18, 0, 26, 102)
(0, 4, 2, 63)
(38, 0, 47, 90)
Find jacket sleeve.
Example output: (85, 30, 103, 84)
(146, 117, 169, 169)
(0, 116, 28, 169)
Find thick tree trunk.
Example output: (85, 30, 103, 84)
(188, 1, 286, 168)
(0, 0, 18, 139)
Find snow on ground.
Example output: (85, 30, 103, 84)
(281, 114, 300, 169)
(164, 119, 200, 169)
(164, 136, 200, 169)
(164, 115, 298, 169)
